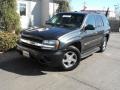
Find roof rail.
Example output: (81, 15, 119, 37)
(81, 9, 109, 17)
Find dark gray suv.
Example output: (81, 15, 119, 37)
(17, 12, 110, 71)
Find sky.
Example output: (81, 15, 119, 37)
(70, 0, 120, 11)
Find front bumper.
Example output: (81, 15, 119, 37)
(17, 44, 64, 67)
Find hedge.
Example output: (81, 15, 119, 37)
(0, 0, 21, 33)
(0, 32, 18, 52)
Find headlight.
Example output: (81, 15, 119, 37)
(42, 40, 60, 49)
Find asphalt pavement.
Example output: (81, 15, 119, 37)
(0, 33, 120, 90)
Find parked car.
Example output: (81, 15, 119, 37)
(17, 12, 110, 71)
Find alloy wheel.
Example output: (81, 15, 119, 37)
(103, 37, 107, 51)
(62, 51, 78, 68)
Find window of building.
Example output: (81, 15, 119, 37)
(20, 3, 26, 16)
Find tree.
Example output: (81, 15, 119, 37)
(57, 1, 70, 13)
(0, 0, 20, 33)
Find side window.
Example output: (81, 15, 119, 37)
(95, 15, 104, 27)
(102, 15, 109, 26)
(86, 15, 95, 27)
(50, 15, 59, 24)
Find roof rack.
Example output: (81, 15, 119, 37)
(80, 10, 103, 14)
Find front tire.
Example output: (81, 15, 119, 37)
(60, 46, 81, 71)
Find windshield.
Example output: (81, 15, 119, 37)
(48, 13, 85, 29)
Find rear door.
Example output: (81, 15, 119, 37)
(94, 15, 105, 46)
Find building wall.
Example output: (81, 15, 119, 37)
(17, 0, 41, 29)
(49, 0, 59, 18)
(17, 0, 59, 29)
(17, 0, 31, 29)
(39, 0, 49, 26)
(31, 0, 41, 27)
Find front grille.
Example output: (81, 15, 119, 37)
(20, 34, 43, 50)
(21, 34, 43, 43)
(18, 42, 54, 52)
(21, 42, 42, 50)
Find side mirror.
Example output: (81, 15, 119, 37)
(85, 24, 95, 30)
(45, 20, 52, 25)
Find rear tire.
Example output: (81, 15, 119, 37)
(99, 37, 108, 52)
(60, 46, 81, 71)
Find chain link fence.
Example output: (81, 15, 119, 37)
(109, 18, 120, 32)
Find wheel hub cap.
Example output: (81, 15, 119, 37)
(62, 51, 77, 68)
(103, 38, 107, 50)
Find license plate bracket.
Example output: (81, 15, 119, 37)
(23, 50, 30, 58)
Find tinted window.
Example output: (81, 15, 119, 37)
(102, 15, 109, 26)
(95, 15, 104, 27)
(86, 14, 95, 27)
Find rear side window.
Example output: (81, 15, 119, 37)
(86, 14, 96, 27)
(95, 15, 104, 27)
(101, 15, 110, 26)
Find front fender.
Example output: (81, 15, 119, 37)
(58, 29, 81, 49)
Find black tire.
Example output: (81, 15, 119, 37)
(99, 37, 108, 52)
(60, 46, 81, 71)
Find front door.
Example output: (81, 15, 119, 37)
(81, 14, 98, 53)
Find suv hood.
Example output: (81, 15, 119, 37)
(22, 27, 72, 40)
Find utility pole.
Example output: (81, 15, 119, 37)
(83, 0, 87, 10)
(114, 4, 120, 32)
(114, 4, 119, 20)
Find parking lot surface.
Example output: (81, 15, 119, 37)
(0, 33, 120, 90)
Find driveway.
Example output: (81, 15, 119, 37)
(0, 33, 120, 90)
